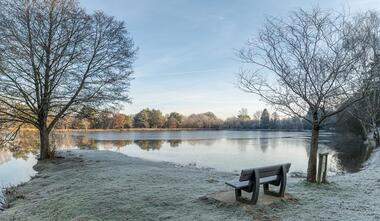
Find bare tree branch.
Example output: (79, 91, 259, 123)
(0, 0, 137, 159)
(237, 8, 374, 182)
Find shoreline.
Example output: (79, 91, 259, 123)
(1, 149, 379, 220)
(54, 128, 219, 132)
(18, 128, 218, 132)
(18, 128, 324, 132)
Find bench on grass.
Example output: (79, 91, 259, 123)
(225, 163, 291, 204)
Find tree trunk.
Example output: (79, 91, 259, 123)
(38, 101, 51, 160)
(360, 121, 368, 141)
(307, 115, 319, 183)
(373, 124, 380, 145)
(39, 126, 50, 160)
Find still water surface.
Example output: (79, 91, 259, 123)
(0, 130, 373, 193)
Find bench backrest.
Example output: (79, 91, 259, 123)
(239, 163, 291, 182)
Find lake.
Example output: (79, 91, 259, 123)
(0, 130, 373, 195)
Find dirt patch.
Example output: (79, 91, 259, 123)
(207, 190, 294, 205)
(205, 190, 297, 221)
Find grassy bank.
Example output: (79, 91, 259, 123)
(0, 150, 248, 221)
(1, 149, 379, 220)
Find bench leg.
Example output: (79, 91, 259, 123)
(235, 186, 260, 204)
(278, 166, 287, 197)
(263, 166, 287, 197)
(235, 171, 261, 205)
(234, 189, 254, 204)
(263, 183, 269, 194)
(249, 186, 259, 205)
(262, 183, 280, 197)
(235, 189, 242, 201)
(249, 172, 260, 205)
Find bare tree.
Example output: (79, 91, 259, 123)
(237, 108, 250, 120)
(349, 58, 380, 144)
(238, 8, 373, 182)
(0, 0, 137, 159)
(348, 12, 380, 144)
(252, 111, 262, 121)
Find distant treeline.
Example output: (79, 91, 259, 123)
(53, 107, 312, 130)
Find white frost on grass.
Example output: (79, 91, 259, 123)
(0, 150, 250, 221)
(1, 149, 379, 221)
(277, 149, 380, 221)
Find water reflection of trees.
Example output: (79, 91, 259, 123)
(329, 136, 373, 173)
(52, 135, 183, 151)
(186, 139, 216, 146)
(167, 140, 182, 148)
(259, 138, 269, 152)
(0, 150, 12, 165)
(112, 140, 133, 149)
(51, 133, 76, 149)
(227, 138, 281, 153)
(74, 136, 98, 149)
(8, 134, 222, 154)
(134, 140, 164, 151)
(8, 131, 39, 160)
(295, 134, 372, 173)
(52, 134, 134, 150)
(235, 139, 249, 152)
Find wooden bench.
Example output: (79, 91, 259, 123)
(225, 163, 291, 204)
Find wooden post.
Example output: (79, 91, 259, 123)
(317, 153, 328, 184)
(322, 153, 328, 183)
(317, 154, 322, 183)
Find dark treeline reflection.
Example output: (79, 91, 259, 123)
(0, 131, 39, 161)
(168, 140, 182, 148)
(53, 134, 184, 151)
(0, 131, 374, 173)
(0, 151, 11, 165)
(134, 140, 164, 150)
(328, 136, 374, 173)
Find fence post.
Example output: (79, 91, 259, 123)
(317, 153, 328, 184)
(323, 153, 328, 183)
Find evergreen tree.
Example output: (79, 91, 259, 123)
(260, 109, 270, 129)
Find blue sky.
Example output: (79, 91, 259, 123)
(80, 0, 380, 119)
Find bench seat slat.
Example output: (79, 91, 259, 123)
(239, 163, 291, 181)
(225, 175, 279, 189)
(225, 180, 249, 189)
(260, 175, 279, 184)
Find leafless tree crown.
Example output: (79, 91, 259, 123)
(238, 8, 373, 124)
(346, 11, 380, 141)
(0, 0, 137, 132)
